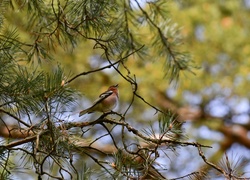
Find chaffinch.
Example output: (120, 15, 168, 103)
(79, 84, 119, 117)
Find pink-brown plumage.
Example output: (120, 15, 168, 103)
(79, 84, 119, 117)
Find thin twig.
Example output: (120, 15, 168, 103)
(197, 145, 227, 176)
(65, 45, 144, 84)
(0, 109, 31, 127)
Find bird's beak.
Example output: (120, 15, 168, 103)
(114, 84, 119, 87)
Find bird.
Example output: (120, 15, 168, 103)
(79, 84, 119, 117)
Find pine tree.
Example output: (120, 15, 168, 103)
(0, 0, 247, 179)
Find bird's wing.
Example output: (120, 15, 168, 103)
(79, 90, 113, 117)
(90, 90, 113, 107)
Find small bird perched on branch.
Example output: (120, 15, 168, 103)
(79, 84, 119, 117)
